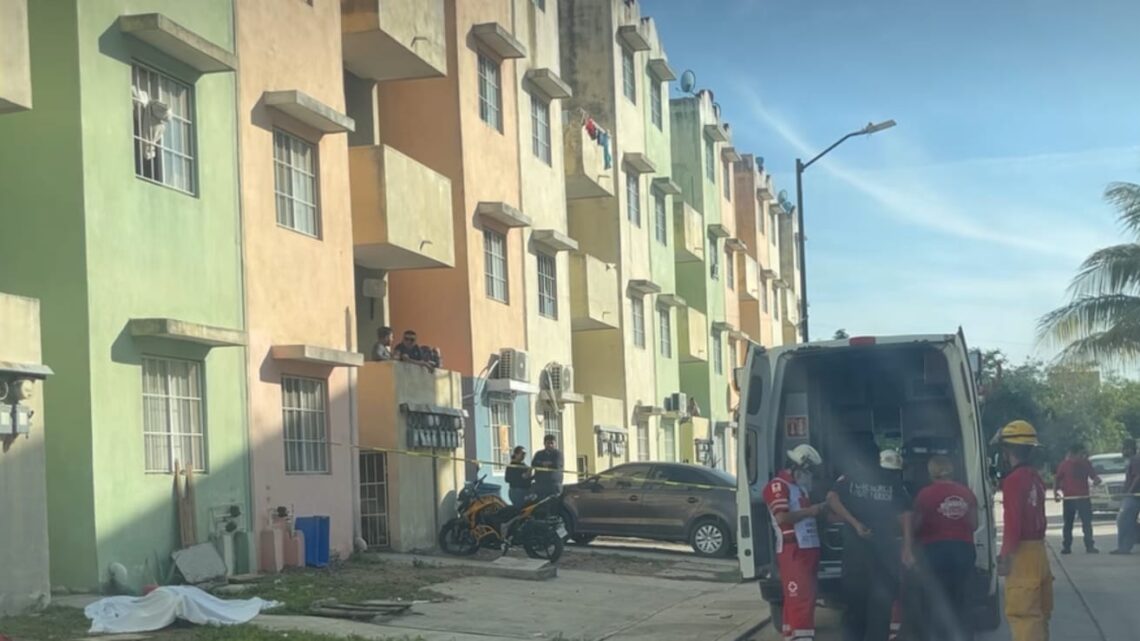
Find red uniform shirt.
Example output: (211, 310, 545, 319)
(1053, 457, 1100, 498)
(1000, 464, 1047, 556)
(763, 470, 807, 538)
(914, 480, 978, 545)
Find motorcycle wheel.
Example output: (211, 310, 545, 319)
(438, 517, 479, 556)
(523, 522, 564, 562)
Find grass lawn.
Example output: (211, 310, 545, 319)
(0, 557, 465, 641)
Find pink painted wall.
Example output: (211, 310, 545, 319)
(236, 0, 357, 560)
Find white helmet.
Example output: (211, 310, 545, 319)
(787, 444, 822, 468)
(880, 449, 903, 471)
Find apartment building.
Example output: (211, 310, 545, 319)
(734, 155, 782, 348)
(560, 0, 659, 474)
(778, 200, 804, 344)
(234, 0, 360, 565)
(0, 1, 249, 592)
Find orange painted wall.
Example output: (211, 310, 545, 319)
(236, 0, 357, 557)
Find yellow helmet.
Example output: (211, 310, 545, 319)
(993, 420, 1041, 447)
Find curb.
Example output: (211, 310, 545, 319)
(720, 615, 772, 641)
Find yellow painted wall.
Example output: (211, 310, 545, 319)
(573, 394, 626, 475)
(235, 0, 357, 558)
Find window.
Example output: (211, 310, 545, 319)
(610, 463, 652, 488)
(709, 233, 720, 279)
(490, 397, 513, 471)
(478, 52, 502, 131)
(761, 278, 769, 313)
(577, 455, 589, 476)
(650, 81, 662, 129)
(543, 407, 562, 442)
(648, 465, 710, 488)
(531, 95, 551, 164)
(282, 376, 329, 474)
(730, 340, 738, 373)
(274, 130, 320, 237)
(631, 296, 646, 348)
(654, 193, 667, 245)
(659, 422, 677, 462)
(621, 47, 636, 103)
(537, 252, 557, 319)
(142, 357, 205, 473)
(658, 306, 672, 357)
(626, 172, 641, 226)
(637, 420, 650, 462)
(713, 332, 724, 374)
(484, 228, 508, 302)
(704, 136, 715, 181)
(770, 213, 778, 245)
(726, 249, 735, 289)
(132, 64, 196, 194)
(774, 286, 781, 320)
(723, 161, 732, 199)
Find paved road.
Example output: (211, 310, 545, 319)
(752, 499, 1140, 640)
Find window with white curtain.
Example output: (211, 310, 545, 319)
(274, 129, 320, 237)
(713, 331, 724, 374)
(659, 421, 677, 462)
(484, 228, 508, 302)
(631, 296, 646, 348)
(142, 357, 205, 473)
(650, 81, 662, 129)
(626, 172, 641, 226)
(654, 193, 667, 245)
(478, 52, 502, 131)
(132, 64, 196, 194)
(537, 252, 557, 318)
(531, 95, 551, 164)
(637, 420, 650, 461)
(282, 376, 329, 474)
(658, 306, 672, 357)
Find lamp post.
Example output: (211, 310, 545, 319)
(794, 119, 896, 342)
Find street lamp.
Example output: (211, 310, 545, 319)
(794, 119, 896, 342)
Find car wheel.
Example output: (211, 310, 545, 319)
(690, 518, 730, 557)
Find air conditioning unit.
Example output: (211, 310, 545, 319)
(497, 348, 530, 382)
(665, 392, 688, 414)
(547, 363, 574, 396)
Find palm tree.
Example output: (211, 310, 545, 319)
(1039, 180, 1140, 363)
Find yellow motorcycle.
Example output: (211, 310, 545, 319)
(438, 475, 564, 562)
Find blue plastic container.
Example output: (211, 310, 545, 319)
(294, 516, 330, 567)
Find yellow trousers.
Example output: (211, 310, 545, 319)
(1005, 540, 1054, 641)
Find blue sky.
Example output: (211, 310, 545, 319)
(644, 0, 1140, 362)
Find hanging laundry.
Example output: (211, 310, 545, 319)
(598, 131, 612, 169)
(585, 117, 597, 140)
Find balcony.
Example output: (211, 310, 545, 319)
(0, 0, 30, 112)
(357, 361, 464, 451)
(740, 254, 759, 301)
(350, 144, 454, 270)
(564, 116, 614, 199)
(674, 201, 704, 263)
(679, 307, 708, 363)
(341, 0, 446, 82)
(570, 253, 620, 331)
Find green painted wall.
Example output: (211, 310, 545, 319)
(643, 63, 677, 408)
(0, 0, 248, 591)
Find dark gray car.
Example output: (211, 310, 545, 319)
(560, 462, 737, 557)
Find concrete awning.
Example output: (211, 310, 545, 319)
(524, 68, 572, 101)
(471, 23, 527, 59)
(263, 90, 354, 134)
(721, 147, 743, 163)
(707, 223, 730, 239)
(647, 58, 677, 82)
(725, 238, 748, 252)
(634, 404, 665, 416)
(704, 123, 729, 143)
(271, 345, 363, 367)
(651, 177, 682, 196)
(557, 392, 586, 405)
(0, 361, 53, 380)
(616, 25, 651, 52)
(627, 279, 662, 296)
(118, 14, 236, 73)
(657, 293, 687, 308)
(485, 378, 539, 395)
(729, 329, 751, 342)
(129, 318, 246, 347)
(531, 229, 578, 253)
(622, 152, 657, 175)
(772, 200, 787, 215)
(711, 321, 735, 333)
(762, 268, 779, 279)
(477, 201, 532, 229)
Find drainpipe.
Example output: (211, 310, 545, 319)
(229, 1, 257, 565)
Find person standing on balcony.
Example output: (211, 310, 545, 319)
(1053, 443, 1101, 554)
(394, 329, 435, 371)
(372, 326, 393, 361)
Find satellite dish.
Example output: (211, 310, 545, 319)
(679, 70, 697, 94)
(756, 156, 765, 170)
(778, 189, 788, 203)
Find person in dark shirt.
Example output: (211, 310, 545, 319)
(827, 446, 913, 641)
(912, 455, 979, 641)
(504, 446, 532, 506)
(1112, 438, 1140, 555)
(531, 434, 564, 499)
(393, 330, 434, 371)
(1054, 443, 1101, 554)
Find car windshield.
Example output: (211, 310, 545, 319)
(1092, 456, 1127, 475)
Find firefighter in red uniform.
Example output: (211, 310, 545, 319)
(763, 444, 828, 641)
(994, 420, 1053, 641)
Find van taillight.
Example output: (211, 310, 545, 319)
(849, 336, 876, 346)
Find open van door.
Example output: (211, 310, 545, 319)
(736, 343, 774, 581)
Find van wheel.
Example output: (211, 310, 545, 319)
(690, 518, 730, 557)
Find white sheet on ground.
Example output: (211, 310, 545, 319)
(85, 585, 280, 633)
